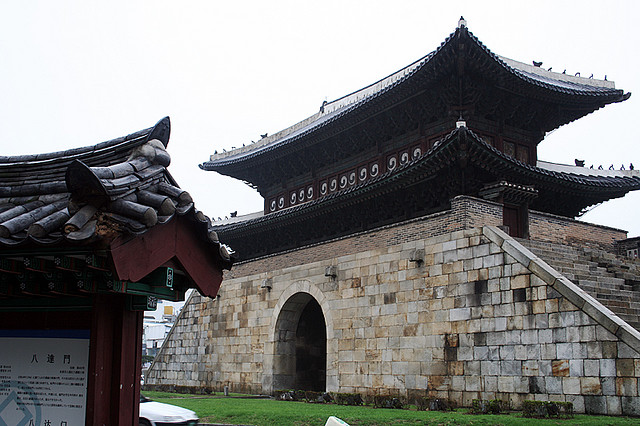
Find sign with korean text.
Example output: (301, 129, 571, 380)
(0, 330, 90, 426)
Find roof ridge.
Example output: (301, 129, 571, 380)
(0, 117, 170, 167)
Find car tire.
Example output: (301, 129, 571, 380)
(139, 419, 151, 426)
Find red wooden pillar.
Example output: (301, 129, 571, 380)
(86, 294, 143, 425)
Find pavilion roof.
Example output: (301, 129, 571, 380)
(202, 22, 629, 174)
(0, 117, 232, 300)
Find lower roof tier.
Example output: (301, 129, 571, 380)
(212, 126, 640, 260)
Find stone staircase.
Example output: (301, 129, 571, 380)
(520, 239, 640, 332)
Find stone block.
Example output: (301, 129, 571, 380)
(599, 359, 616, 377)
(510, 274, 529, 289)
(528, 376, 546, 394)
(560, 312, 576, 328)
(497, 376, 514, 393)
(472, 244, 490, 258)
(617, 359, 636, 377)
(514, 345, 527, 360)
(566, 395, 585, 414)
(481, 360, 499, 376)
(563, 377, 581, 395)
(521, 329, 538, 345)
(484, 376, 498, 392)
(473, 346, 488, 360)
(572, 342, 588, 359)
(487, 346, 500, 360)
(500, 360, 521, 376)
(482, 254, 501, 268)
(579, 326, 596, 342)
(621, 396, 640, 417)
(581, 377, 602, 395)
(499, 345, 514, 360)
(616, 378, 638, 396)
(513, 376, 529, 393)
(465, 361, 481, 375)
(442, 240, 457, 252)
(538, 321, 551, 338)
(487, 268, 502, 282)
(526, 345, 540, 360)
(584, 359, 600, 376)
(552, 359, 570, 377)
(602, 377, 616, 396)
(618, 340, 640, 359)
(448, 361, 464, 376)
(541, 344, 556, 360)
(522, 360, 539, 376)
(465, 375, 482, 391)
(451, 376, 465, 391)
(584, 395, 607, 415)
(421, 361, 447, 376)
(607, 396, 622, 416)
(556, 343, 572, 359)
(450, 307, 471, 322)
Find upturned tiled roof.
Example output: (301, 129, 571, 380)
(202, 22, 629, 171)
(0, 118, 229, 262)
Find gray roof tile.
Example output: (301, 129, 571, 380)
(0, 117, 232, 266)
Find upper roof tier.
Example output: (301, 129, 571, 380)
(201, 21, 629, 178)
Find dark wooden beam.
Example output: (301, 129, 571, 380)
(54, 255, 85, 272)
(0, 258, 23, 275)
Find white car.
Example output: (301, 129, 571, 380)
(139, 395, 199, 426)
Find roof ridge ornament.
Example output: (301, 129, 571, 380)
(458, 16, 467, 29)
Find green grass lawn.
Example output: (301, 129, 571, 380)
(142, 391, 640, 426)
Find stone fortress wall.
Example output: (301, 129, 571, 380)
(146, 196, 640, 416)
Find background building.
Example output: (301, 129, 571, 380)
(144, 301, 180, 356)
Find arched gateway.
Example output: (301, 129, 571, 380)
(266, 281, 334, 393)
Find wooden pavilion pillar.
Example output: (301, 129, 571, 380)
(86, 294, 143, 425)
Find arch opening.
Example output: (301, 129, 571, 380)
(273, 292, 326, 392)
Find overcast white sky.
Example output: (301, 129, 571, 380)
(1, 1, 639, 236)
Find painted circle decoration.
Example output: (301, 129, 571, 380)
(359, 167, 367, 181)
(413, 147, 422, 159)
(371, 163, 379, 177)
(278, 196, 285, 209)
(401, 152, 409, 164)
(387, 156, 397, 171)
(299, 189, 305, 201)
(340, 175, 348, 188)
(349, 172, 356, 185)
(307, 186, 313, 198)
(320, 182, 328, 195)
(290, 192, 297, 204)
(330, 179, 337, 191)
(270, 200, 276, 212)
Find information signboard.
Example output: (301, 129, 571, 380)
(0, 330, 90, 426)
